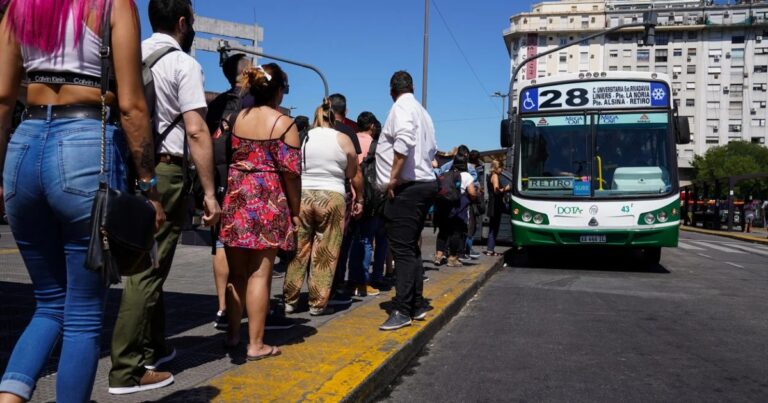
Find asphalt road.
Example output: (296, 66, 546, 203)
(380, 231, 768, 403)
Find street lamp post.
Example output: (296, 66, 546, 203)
(492, 91, 508, 119)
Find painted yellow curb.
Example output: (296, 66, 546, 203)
(209, 258, 502, 402)
(0, 248, 19, 255)
(681, 225, 768, 245)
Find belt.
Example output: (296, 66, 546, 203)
(157, 153, 184, 166)
(24, 104, 119, 125)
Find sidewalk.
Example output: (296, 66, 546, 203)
(0, 228, 505, 402)
(681, 223, 768, 245)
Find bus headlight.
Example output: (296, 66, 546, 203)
(522, 212, 533, 222)
(533, 214, 544, 224)
(657, 211, 669, 223)
(644, 213, 656, 225)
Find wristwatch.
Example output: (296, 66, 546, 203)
(138, 176, 158, 192)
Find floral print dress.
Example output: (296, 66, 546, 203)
(219, 133, 301, 250)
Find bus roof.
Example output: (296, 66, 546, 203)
(516, 71, 672, 89)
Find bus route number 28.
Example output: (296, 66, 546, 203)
(540, 88, 589, 109)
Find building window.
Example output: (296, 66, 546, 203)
(623, 49, 632, 58)
(609, 66, 618, 71)
(688, 31, 697, 40)
(656, 33, 669, 45)
(672, 31, 684, 40)
(753, 83, 767, 91)
(729, 121, 742, 133)
(752, 119, 766, 127)
(622, 33, 634, 42)
(559, 52, 567, 64)
(673, 65, 683, 74)
(731, 84, 743, 93)
(707, 101, 720, 109)
(730, 101, 743, 113)
(687, 48, 697, 57)
(686, 99, 695, 106)
(609, 50, 618, 58)
(673, 49, 683, 57)
(708, 84, 720, 92)
(637, 49, 650, 62)
(687, 65, 696, 74)
(622, 66, 632, 71)
(707, 119, 719, 133)
(708, 66, 722, 74)
(655, 49, 668, 62)
(754, 65, 767, 73)
(637, 65, 650, 72)
(753, 100, 767, 109)
(672, 82, 682, 91)
(607, 33, 619, 42)
(655, 65, 667, 73)
(732, 35, 745, 44)
(706, 137, 720, 144)
(686, 82, 696, 90)
(731, 48, 745, 63)
(581, 16, 589, 28)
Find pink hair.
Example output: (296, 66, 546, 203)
(1, 0, 111, 53)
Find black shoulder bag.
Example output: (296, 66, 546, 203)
(85, 1, 156, 286)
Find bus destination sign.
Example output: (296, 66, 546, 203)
(519, 80, 669, 113)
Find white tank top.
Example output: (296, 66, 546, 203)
(302, 127, 347, 195)
(22, 10, 104, 80)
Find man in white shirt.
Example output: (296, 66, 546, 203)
(109, 0, 220, 395)
(376, 71, 438, 331)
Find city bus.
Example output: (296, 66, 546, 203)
(500, 72, 690, 264)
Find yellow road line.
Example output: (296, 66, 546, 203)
(210, 260, 495, 402)
(0, 248, 19, 255)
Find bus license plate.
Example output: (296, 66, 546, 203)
(580, 235, 606, 243)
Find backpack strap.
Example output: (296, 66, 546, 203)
(142, 47, 178, 82)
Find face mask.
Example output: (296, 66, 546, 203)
(181, 23, 195, 53)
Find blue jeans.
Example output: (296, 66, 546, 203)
(1, 113, 127, 402)
(348, 216, 389, 285)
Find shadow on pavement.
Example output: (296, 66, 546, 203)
(152, 385, 221, 402)
(504, 247, 671, 274)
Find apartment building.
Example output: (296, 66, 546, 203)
(504, 0, 768, 170)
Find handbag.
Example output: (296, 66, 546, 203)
(84, 0, 156, 285)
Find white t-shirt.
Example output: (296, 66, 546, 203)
(459, 171, 473, 194)
(142, 33, 208, 157)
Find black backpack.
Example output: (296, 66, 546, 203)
(436, 168, 462, 205)
(211, 90, 243, 201)
(361, 140, 384, 217)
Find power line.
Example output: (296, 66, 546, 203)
(430, 0, 501, 115)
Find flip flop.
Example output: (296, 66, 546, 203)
(483, 250, 502, 256)
(246, 345, 281, 361)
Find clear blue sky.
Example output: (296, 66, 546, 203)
(135, 0, 529, 152)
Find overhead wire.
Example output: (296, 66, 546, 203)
(430, 0, 502, 115)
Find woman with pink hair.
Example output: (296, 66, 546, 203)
(0, 0, 162, 401)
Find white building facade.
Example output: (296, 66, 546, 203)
(504, 0, 768, 171)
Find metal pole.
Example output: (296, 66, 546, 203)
(422, 0, 430, 108)
(218, 40, 330, 98)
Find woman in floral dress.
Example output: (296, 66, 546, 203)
(218, 63, 301, 360)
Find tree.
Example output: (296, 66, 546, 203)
(691, 141, 768, 199)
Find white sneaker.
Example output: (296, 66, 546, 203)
(108, 370, 174, 395)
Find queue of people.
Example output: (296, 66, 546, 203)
(0, 0, 499, 401)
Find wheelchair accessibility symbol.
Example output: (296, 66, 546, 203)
(521, 89, 538, 111)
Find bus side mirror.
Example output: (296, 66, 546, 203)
(675, 115, 691, 144)
(500, 119, 515, 148)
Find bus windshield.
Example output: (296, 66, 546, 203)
(518, 112, 673, 199)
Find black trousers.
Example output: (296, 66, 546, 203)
(436, 216, 468, 257)
(384, 181, 437, 315)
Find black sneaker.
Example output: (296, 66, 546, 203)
(379, 310, 412, 331)
(265, 315, 296, 330)
(327, 292, 352, 306)
(412, 305, 432, 321)
(213, 310, 228, 330)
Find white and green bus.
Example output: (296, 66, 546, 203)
(501, 72, 690, 264)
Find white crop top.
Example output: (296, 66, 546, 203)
(301, 127, 348, 195)
(22, 10, 107, 84)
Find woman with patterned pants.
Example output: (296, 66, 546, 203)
(284, 101, 362, 315)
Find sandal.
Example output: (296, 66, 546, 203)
(483, 250, 502, 256)
(246, 345, 281, 361)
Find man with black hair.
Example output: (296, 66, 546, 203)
(376, 71, 437, 331)
(328, 93, 362, 154)
(109, 0, 220, 394)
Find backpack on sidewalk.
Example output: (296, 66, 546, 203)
(210, 90, 243, 202)
(436, 168, 462, 206)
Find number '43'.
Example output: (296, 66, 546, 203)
(621, 205, 631, 213)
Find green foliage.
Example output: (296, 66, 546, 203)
(691, 141, 768, 198)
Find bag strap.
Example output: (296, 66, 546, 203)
(143, 46, 178, 74)
(98, 0, 113, 181)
